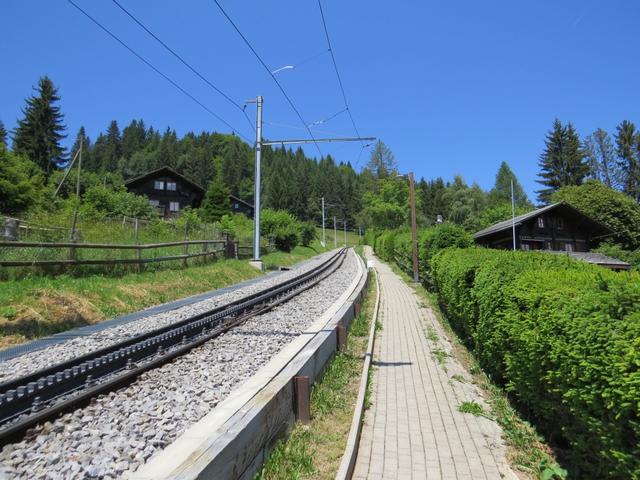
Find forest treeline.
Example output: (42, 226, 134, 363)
(2, 76, 640, 241)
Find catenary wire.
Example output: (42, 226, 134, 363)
(317, 0, 364, 147)
(110, 0, 255, 134)
(212, 0, 323, 157)
(67, 0, 251, 143)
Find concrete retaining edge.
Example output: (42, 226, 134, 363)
(131, 249, 368, 480)
(335, 264, 380, 480)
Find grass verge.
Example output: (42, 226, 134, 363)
(254, 270, 377, 480)
(0, 244, 325, 349)
(385, 260, 566, 480)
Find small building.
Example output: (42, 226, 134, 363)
(474, 202, 630, 270)
(125, 166, 254, 219)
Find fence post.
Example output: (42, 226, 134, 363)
(3, 218, 19, 241)
(183, 223, 189, 268)
(135, 218, 141, 273)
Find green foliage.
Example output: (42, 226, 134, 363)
(0, 146, 45, 214)
(430, 247, 640, 478)
(12, 76, 66, 176)
(468, 203, 530, 232)
(594, 242, 640, 269)
(365, 140, 397, 179)
(299, 221, 316, 247)
(360, 176, 408, 229)
(0, 120, 7, 147)
(537, 119, 589, 204)
(80, 185, 157, 220)
(201, 176, 230, 223)
(552, 180, 640, 249)
(261, 209, 301, 252)
(488, 161, 531, 208)
(615, 120, 640, 202)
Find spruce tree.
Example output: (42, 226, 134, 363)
(201, 176, 231, 222)
(12, 76, 66, 176)
(615, 120, 640, 202)
(585, 128, 618, 189)
(69, 126, 91, 167)
(0, 120, 7, 147)
(536, 119, 588, 204)
(366, 140, 397, 179)
(489, 161, 531, 208)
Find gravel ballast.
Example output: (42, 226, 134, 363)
(0, 250, 338, 384)
(0, 249, 359, 480)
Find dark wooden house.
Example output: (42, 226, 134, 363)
(474, 202, 630, 270)
(125, 166, 255, 219)
(125, 167, 205, 218)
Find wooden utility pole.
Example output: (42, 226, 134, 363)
(409, 172, 419, 283)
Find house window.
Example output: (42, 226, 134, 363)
(234, 202, 239, 209)
(521, 244, 530, 251)
(154, 180, 165, 190)
(166, 182, 177, 191)
(545, 241, 552, 250)
(565, 243, 574, 252)
(149, 199, 160, 207)
(169, 202, 180, 212)
(537, 217, 545, 228)
(557, 217, 565, 229)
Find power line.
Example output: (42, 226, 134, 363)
(67, 0, 251, 143)
(110, 0, 255, 133)
(211, 0, 323, 157)
(317, 0, 364, 146)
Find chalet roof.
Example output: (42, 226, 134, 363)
(546, 251, 631, 269)
(125, 166, 205, 195)
(474, 202, 613, 239)
(229, 194, 254, 209)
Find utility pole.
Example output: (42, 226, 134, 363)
(333, 216, 337, 249)
(249, 96, 263, 269)
(511, 179, 516, 251)
(321, 197, 325, 247)
(343, 220, 347, 247)
(409, 172, 419, 283)
(70, 136, 83, 241)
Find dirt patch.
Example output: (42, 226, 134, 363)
(37, 290, 103, 326)
(117, 284, 152, 301)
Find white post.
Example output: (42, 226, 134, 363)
(321, 196, 325, 247)
(511, 179, 516, 251)
(253, 96, 263, 262)
(333, 216, 337, 249)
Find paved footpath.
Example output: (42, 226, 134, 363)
(353, 247, 517, 480)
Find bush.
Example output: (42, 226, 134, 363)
(431, 247, 640, 478)
(299, 221, 316, 247)
(81, 185, 157, 220)
(261, 209, 300, 252)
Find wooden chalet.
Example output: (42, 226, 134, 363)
(125, 166, 254, 219)
(474, 202, 630, 270)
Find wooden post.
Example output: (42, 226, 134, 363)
(135, 218, 141, 273)
(183, 223, 189, 268)
(293, 376, 311, 424)
(336, 323, 347, 351)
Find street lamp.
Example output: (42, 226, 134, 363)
(398, 172, 419, 283)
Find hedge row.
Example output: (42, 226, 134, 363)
(431, 248, 640, 478)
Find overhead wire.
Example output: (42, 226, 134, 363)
(66, 0, 251, 143)
(308, 107, 347, 127)
(110, 0, 255, 134)
(317, 0, 364, 148)
(211, 0, 323, 157)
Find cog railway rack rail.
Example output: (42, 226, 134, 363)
(0, 248, 348, 447)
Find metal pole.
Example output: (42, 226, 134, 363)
(409, 172, 419, 283)
(70, 137, 83, 241)
(321, 197, 325, 247)
(511, 179, 516, 251)
(343, 220, 347, 246)
(333, 216, 337, 249)
(253, 96, 263, 261)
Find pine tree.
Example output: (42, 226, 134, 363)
(12, 76, 66, 176)
(489, 161, 531, 208)
(615, 120, 640, 202)
(121, 119, 147, 160)
(201, 163, 231, 222)
(0, 120, 7, 147)
(69, 126, 91, 167)
(536, 119, 588, 204)
(585, 128, 618, 189)
(366, 140, 397, 179)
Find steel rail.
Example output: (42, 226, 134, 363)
(0, 248, 347, 446)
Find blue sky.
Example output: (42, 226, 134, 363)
(2, 1, 639, 200)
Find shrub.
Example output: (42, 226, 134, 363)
(261, 209, 300, 252)
(299, 221, 316, 247)
(81, 185, 157, 220)
(430, 247, 640, 478)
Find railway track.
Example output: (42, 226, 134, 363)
(0, 248, 347, 447)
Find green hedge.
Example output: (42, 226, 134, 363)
(431, 248, 640, 478)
